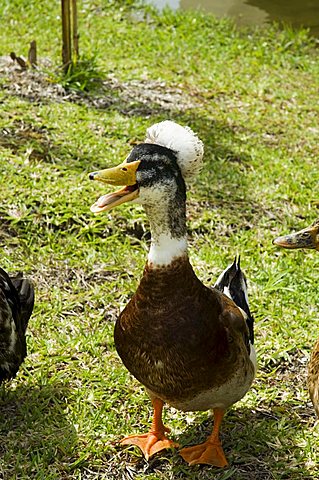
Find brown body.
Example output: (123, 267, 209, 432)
(308, 337, 319, 417)
(114, 256, 254, 411)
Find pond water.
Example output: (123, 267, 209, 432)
(146, 0, 319, 37)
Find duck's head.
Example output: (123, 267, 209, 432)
(89, 121, 204, 213)
(273, 218, 319, 251)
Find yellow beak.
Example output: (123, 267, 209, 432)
(89, 160, 141, 213)
(89, 160, 140, 186)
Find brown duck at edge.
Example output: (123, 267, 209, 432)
(89, 121, 256, 466)
(0, 267, 34, 383)
(274, 217, 319, 416)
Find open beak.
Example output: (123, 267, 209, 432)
(273, 222, 319, 251)
(89, 160, 141, 213)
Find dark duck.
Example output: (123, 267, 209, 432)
(0, 268, 34, 383)
(274, 218, 319, 417)
(89, 121, 256, 466)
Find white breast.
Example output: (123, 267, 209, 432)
(166, 354, 256, 412)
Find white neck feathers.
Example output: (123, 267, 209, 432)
(142, 121, 203, 268)
(148, 234, 188, 267)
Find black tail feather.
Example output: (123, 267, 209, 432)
(214, 256, 254, 344)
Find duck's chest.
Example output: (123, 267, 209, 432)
(169, 344, 256, 411)
(114, 285, 253, 407)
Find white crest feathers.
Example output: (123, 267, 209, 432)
(145, 120, 204, 181)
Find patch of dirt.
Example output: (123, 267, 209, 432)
(0, 57, 66, 102)
(0, 57, 201, 115)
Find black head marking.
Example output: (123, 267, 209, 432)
(126, 143, 186, 197)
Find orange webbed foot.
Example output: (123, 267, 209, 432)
(180, 408, 228, 467)
(120, 430, 179, 459)
(180, 439, 228, 467)
(120, 398, 179, 459)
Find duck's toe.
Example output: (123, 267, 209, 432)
(180, 439, 228, 467)
(121, 432, 178, 459)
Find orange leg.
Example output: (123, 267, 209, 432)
(120, 398, 178, 459)
(180, 408, 228, 467)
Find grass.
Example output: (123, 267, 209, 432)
(0, 0, 319, 478)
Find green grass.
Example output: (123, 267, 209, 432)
(0, 0, 319, 478)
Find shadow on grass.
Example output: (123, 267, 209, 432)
(2, 64, 254, 173)
(0, 120, 59, 162)
(0, 381, 78, 478)
(105, 402, 315, 480)
(1, 79, 271, 248)
(1, 61, 266, 232)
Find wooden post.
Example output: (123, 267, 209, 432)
(71, 0, 79, 64)
(61, 0, 72, 73)
(61, 0, 79, 73)
(28, 40, 37, 67)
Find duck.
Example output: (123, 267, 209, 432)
(274, 218, 319, 416)
(89, 121, 256, 467)
(0, 267, 34, 384)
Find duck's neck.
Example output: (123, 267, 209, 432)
(145, 196, 188, 268)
